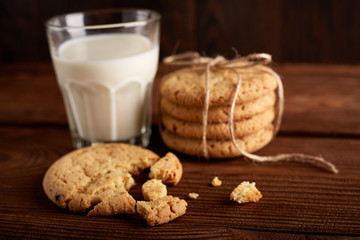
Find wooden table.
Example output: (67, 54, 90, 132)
(0, 63, 359, 239)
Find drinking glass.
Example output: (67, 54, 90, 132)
(46, 9, 160, 148)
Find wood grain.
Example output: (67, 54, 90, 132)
(0, 63, 66, 125)
(1, 63, 359, 135)
(1, 0, 360, 63)
(277, 64, 360, 136)
(0, 125, 359, 239)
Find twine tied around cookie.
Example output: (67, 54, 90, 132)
(163, 51, 338, 174)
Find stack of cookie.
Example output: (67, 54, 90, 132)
(159, 65, 279, 158)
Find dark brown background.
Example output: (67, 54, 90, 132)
(1, 0, 360, 64)
(1, 0, 360, 238)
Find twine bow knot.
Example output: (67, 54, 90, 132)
(163, 52, 338, 174)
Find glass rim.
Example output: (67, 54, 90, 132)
(45, 8, 161, 30)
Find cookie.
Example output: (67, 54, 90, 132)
(142, 179, 167, 201)
(42, 143, 160, 216)
(149, 152, 183, 185)
(160, 91, 276, 123)
(87, 190, 136, 216)
(161, 124, 274, 158)
(230, 181, 262, 204)
(160, 66, 278, 107)
(161, 108, 275, 140)
(136, 196, 187, 226)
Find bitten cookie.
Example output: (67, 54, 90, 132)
(160, 91, 276, 123)
(162, 108, 275, 140)
(149, 152, 183, 185)
(42, 143, 160, 216)
(142, 179, 167, 201)
(136, 196, 187, 226)
(160, 66, 278, 107)
(161, 125, 274, 159)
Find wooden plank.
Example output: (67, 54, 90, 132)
(1, 0, 360, 63)
(0, 126, 359, 238)
(1, 63, 359, 135)
(0, 63, 67, 125)
(277, 64, 360, 136)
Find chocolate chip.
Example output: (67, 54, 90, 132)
(55, 194, 62, 202)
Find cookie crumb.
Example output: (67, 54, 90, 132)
(136, 196, 187, 226)
(230, 181, 262, 204)
(211, 176, 222, 187)
(188, 192, 199, 199)
(149, 152, 183, 185)
(142, 179, 167, 201)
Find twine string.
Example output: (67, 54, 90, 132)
(163, 52, 338, 174)
(202, 56, 227, 159)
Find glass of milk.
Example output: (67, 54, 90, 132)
(46, 9, 160, 148)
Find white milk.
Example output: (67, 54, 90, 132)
(52, 34, 159, 142)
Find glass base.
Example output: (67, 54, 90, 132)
(71, 129, 151, 149)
